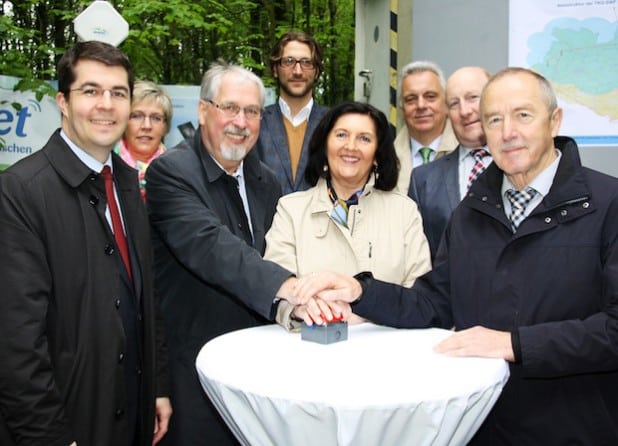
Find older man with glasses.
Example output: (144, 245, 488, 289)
(254, 30, 328, 195)
(145, 62, 307, 445)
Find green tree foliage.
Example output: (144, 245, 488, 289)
(0, 0, 355, 105)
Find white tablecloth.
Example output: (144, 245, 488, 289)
(196, 323, 509, 446)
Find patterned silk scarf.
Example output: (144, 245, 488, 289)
(115, 139, 167, 201)
(327, 179, 363, 228)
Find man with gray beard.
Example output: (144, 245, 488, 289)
(146, 62, 302, 445)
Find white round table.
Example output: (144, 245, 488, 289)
(196, 323, 509, 446)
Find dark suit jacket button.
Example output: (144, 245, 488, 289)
(115, 299, 121, 309)
(136, 367, 142, 375)
(89, 195, 99, 206)
(118, 353, 124, 363)
(115, 408, 124, 418)
(105, 244, 115, 255)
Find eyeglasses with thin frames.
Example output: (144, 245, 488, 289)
(70, 86, 130, 101)
(278, 57, 316, 71)
(205, 99, 262, 121)
(129, 112, 167, 125)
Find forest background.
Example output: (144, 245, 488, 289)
(0, 0, 356, 104)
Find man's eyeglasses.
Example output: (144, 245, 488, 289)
(206, 100, 262, 121)
(129, 112, 167, 125)
(278, 57, 316, 71)
(70, 86, 129, 101)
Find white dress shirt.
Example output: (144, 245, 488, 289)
(410, 136, 443, 168)
(60, 130, 125, 232)
(279, 97, 314, 127)
(501, 149, 562, 221)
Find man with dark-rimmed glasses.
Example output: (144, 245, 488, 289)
(255, 30, 328, 195)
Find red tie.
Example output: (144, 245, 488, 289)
(101, 166, 133, 280)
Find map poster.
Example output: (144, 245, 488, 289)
(509, 0, 618, 146)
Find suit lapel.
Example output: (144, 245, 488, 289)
(443, 150, 461, 211)
(264, 106, 294, 188)
(243, 157, 268, 253)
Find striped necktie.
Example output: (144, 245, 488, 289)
(467, 149, 490, 190)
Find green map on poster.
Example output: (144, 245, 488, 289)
(527, 17, 618, 120)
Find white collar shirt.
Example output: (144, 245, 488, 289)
(411, 135, 442, 168)
(501, 149, 562, 223)
(60, 130, 123, 231)
(279, 97, 314, 127)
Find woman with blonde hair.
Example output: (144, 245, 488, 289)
(116, 80, 172, 200)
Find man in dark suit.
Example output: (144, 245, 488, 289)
(409, 66, 492, 260)
(146, 62, 303, 445)
(0, 41, 171, 446)
(255, 31, 328, 195)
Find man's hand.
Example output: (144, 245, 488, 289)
(433, 326, 515, 362)
(292, 297, 352, 326)
(153, 397, 172, 445)
(275, 277, 305, 305)
(293, 271, 362, 304)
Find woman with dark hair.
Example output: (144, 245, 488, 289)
(265, 101, 431, 328)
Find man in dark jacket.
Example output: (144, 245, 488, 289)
(146, 62, 301, 445)
(293, 67, 618, 444)
(0, 41, 171, 446)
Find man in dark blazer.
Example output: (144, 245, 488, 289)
(146, 62, 303, 445)
(409, 67, 492, 260)
(0, 41, 170, 446)
(295, 68, 618, 445)
(255, 31, 328, 195)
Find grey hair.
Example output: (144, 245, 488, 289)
(200, 61, 266, 107)
(481, 67, 558, 115)
(397, 60, 446, 106)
